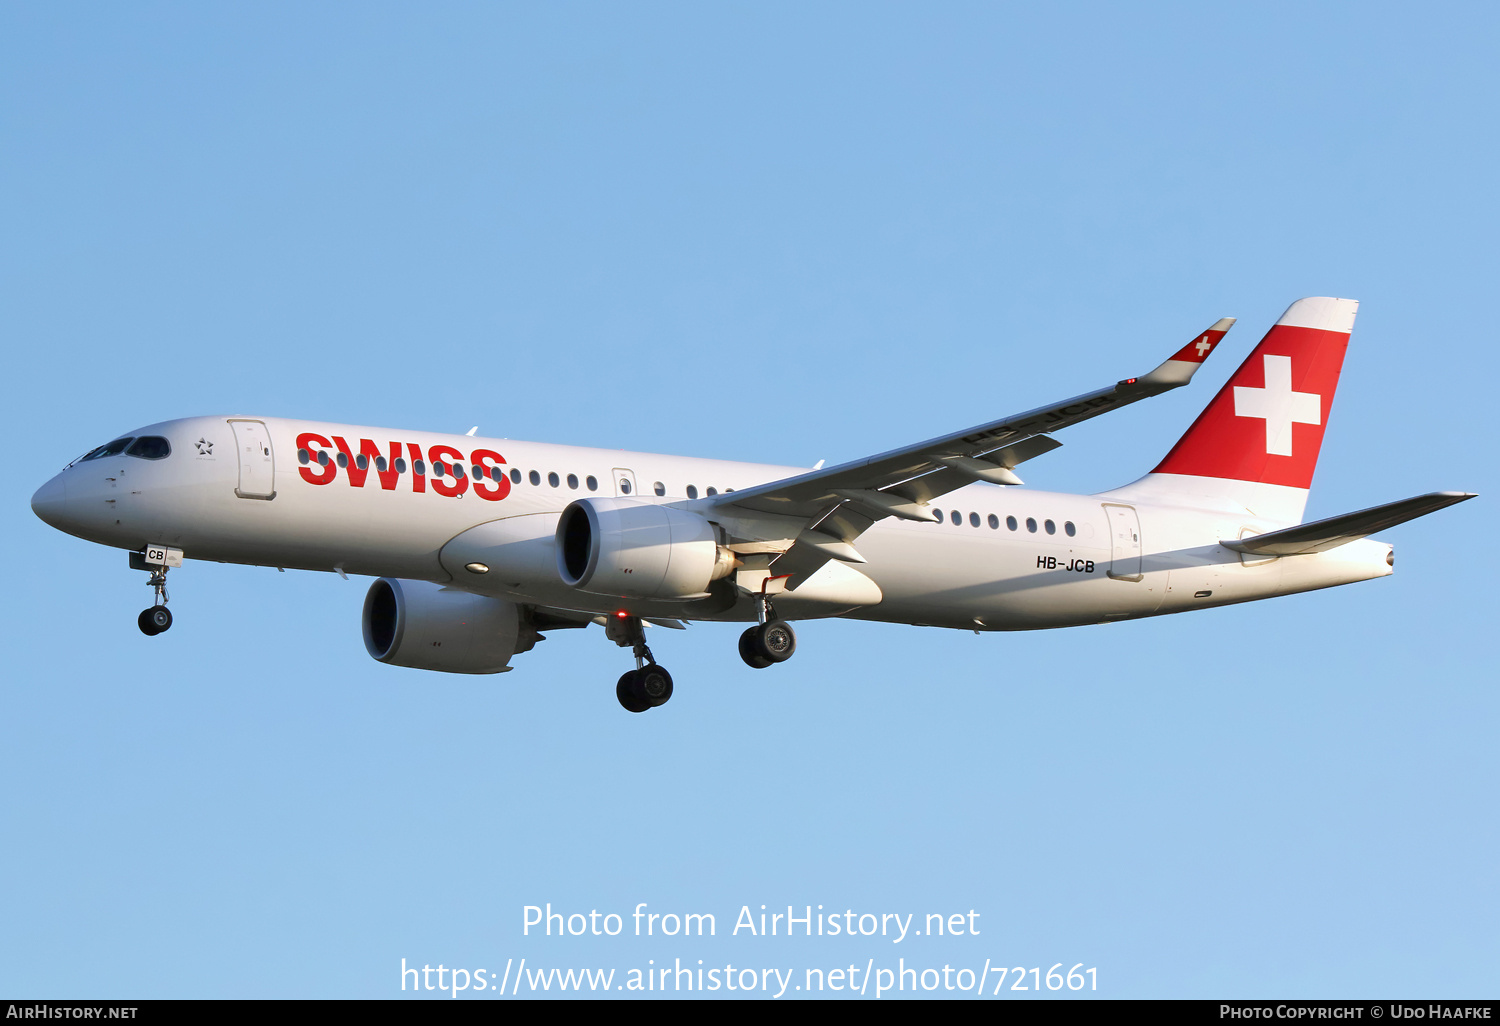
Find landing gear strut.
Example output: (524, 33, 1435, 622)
(138, 567, 173, 636)
(606, 615, 673, 713)
(739, 591, 796, 669)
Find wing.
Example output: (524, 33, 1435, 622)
(696, 317, 1237, 587)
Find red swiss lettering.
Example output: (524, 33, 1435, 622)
(332, 437, 404, 489)
(429, 444, 468, 497)
(296, 432, 336, 485)
(374, 442, 402, 490)
(406, 443, 426, 493)
(470, 449, 511, 501)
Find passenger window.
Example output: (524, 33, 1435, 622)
(318, 451, 330, 466)
(356, 454, 368, 471)
(337, 452, 349, 468)
(1065, 521, 1076, 537)
(490, 467, 503, 482)
(433, 460, 447, 476)
(706, 486, 718, 496)
(395, 458, 407, 474)
(548, 472, 560, 487)
(933, 508, 943, 522)
(471, 465, 483, 480)
(510, 468, 522, 484)
(988, 514, 999, 529)
(1044, 519, 1056, 535)
(568, 474, 579, 489)
(653, 481, 666, 496)
(297, 448, 309, 465)
(1007, 516, 1017, 531)
(687, 485, 698, 499)
(950, 510, 961, 525)
(586, 475, 598, 491)
(970, 512, 981, 528)
(620, 478, 632, 494)
(529, 470, 541, 486)
(414, 460, 426, 476)
(1026, 517, 1037, 533)
(375, 456, 387, 472)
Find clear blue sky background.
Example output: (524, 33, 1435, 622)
(3, 2, 1495, 1000)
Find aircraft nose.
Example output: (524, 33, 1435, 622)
(31, 474, 69, 529)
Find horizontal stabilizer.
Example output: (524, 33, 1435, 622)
(1223, 492, 1476, 556)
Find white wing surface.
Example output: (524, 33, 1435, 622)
(698, 317, 1236, 584)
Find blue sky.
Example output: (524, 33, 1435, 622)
(2, 2, 1495, 999)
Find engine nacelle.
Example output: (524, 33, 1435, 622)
(362, 578, 532, 674)
(556, 497, 737, 600)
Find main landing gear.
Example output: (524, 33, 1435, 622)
(607, 615, 674, 714)
(606, 594, 798, 712)
(138, 567, 173, 636)
(738, 593, 796, 669)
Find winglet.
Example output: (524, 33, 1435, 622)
(1137, 317, 1236, 387)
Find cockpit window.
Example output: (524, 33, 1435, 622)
(80, 438, 134, 461)
(126, 436, 171, 460)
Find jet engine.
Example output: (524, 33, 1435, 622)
(362, 578, 535, 674)
(556, 497, 738, 600)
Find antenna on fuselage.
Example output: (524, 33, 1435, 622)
(465, 426, 478, 436)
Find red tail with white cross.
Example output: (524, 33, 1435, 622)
(1152, 297, 1356, 490)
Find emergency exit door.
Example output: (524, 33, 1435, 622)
(612, 468, 638, 497)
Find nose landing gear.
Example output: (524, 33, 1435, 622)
(606, 615, 674, 713)
(130, 546, 182, 636)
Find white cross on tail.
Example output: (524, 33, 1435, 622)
(1233, 355, 1321, 456)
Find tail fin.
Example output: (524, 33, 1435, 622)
(1109, 297, 1357, 524)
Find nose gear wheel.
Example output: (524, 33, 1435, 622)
(138, 567, 174, 636)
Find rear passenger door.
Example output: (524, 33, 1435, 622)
(1102, 503, 1142, 580)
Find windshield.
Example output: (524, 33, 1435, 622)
(79, 438, 134, 462)
(70, 435, 173, 467)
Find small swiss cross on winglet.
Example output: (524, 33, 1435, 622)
(1167, 316, 1236, 363)
(1136, 316, 1237, 388)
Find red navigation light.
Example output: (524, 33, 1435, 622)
(615, 610, 628, 618)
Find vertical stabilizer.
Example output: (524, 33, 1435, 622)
(1104, 297, 1357, 524)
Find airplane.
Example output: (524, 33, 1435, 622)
(30, 297, 1474, 713)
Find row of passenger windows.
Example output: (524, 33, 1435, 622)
(295, 449, 730, 497)
(77, 436, 171, 462)
(932, 508, 1077, 537)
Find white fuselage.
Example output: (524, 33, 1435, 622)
(32, 415, 1393, 631)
